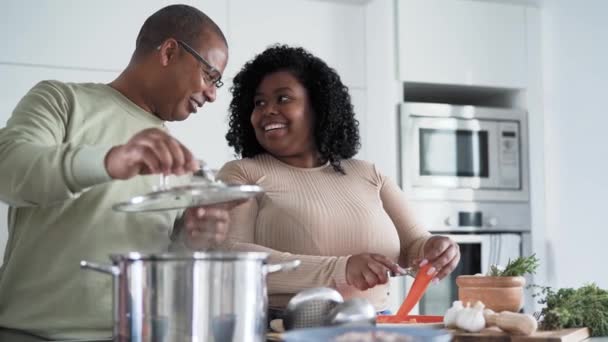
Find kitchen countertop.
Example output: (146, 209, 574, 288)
(0, 327, 278, 342)
(3, 327, 608, 341)
(0, 328, 111, 342)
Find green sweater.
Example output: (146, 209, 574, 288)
(0, 81, 180, 339)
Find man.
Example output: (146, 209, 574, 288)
(0, 5, 230, 339)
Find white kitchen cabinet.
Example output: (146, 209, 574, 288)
(396, 0, 527, 88)
(227, 0, 366, 88)
(0, 0, 227, 71)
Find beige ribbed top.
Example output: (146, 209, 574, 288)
(217, 154, 431, 311)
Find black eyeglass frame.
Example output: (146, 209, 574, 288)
(176, 40, 224, 88)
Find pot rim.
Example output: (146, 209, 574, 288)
(109, 251, 270, 262)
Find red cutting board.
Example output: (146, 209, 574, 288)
(451, 326, 590, 342)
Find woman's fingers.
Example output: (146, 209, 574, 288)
(346, 253, 404, 291)
(360, 269, 380, 290)
(424, 236, 452, 261)
(433, 244, 460, 280)
(366, 260, 389, 285)
(423, 236, 461, 282)
(370, 254, 404, 276)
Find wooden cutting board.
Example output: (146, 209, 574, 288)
(270, 327, 590, 342)
(451, 326, 590, 342)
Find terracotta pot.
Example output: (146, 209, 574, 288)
(456, 275, 525, 312)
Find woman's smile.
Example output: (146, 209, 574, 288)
(263, 123, 287, 132)
(262, 122, 288, 138)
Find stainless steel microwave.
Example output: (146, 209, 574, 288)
(399, 102, 529, 202)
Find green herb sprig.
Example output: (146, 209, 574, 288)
(488, 254, 539, 277)
(531, 283, 608, 337)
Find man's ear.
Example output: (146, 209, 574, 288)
(157, 39, 179, 67)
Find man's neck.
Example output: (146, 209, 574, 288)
(109, 67, 156, 115)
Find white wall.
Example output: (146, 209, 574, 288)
(364, 0, 403, 313)
(540, 0, 608, 289)
(518, 6, 547, 311)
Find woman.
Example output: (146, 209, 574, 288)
(217, 45, 460, 313)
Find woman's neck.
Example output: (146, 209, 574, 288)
(271, 152, 326, 169)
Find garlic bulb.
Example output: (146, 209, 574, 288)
(443, 300, 464, 328)
(456, 301, 486, 333)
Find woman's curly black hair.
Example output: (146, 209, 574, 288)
(226, 44, 360, 174)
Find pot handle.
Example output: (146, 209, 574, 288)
(80, 260, 121, 276)
(265, 259, 301, 274)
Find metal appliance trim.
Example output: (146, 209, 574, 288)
(401, 101, 526, 121)
(425, 228, 531, 234)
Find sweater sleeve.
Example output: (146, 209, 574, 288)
(377, 166, 431, 267)
(0, 81, 112, 207)
(216, 160, 351, 294)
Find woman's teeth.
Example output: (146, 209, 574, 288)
(264, 123, 286, 131)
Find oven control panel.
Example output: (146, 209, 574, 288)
(411, 201, 531, 233)
(444, 211, 499, 228)
(498, 121, 521, 189)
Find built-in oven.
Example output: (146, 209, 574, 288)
(397, 201, 532, 314)
(409, 233, 524, 315)
(399, 102, 528, 202)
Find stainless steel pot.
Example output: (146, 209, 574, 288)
(81, 252, 299, 342)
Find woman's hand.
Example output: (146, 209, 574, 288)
(345, 253, 405, 291)
(180, 200, 246, 250)
(182, 205, 231, 249)
(418, 235, 460, 283)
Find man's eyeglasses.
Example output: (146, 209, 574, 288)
(176, 40, 224, 88)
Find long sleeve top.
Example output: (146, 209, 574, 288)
(0, 81, 179, 339)
(216, 154, 431, 311)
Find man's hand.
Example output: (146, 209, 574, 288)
(105, 128, 198, 180)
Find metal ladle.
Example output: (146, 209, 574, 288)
(325, 298, 377, 327)
(283, 287, 344, 330)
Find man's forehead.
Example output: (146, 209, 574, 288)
(194, 29, 227, 50)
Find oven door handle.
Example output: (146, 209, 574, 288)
(443, 234, 485, 244)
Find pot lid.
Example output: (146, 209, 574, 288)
(112, 181, 263, 212)
(109, 251, 271, 261)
